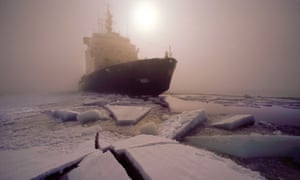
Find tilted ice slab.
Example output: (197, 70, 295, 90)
(67, 151, 130, 180)
(164, 95, 204, 112)
(110, 135, 265, 180)
(105, 105, 151, 125)
(159, 109, 206, 140)
(211, 114, 255, 130)
(185, 134, 300, 158)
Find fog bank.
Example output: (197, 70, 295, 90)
(1, 0, 299, 97)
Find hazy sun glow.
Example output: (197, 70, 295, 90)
(133, 1, 158, 32)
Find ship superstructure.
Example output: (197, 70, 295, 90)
(83, 7, 138, 73)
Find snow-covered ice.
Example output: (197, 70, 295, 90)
(109, 135, 265, 180)
(211, 114, 255, 130)
(159, 109, 206, 139)
(1, 92, 299, 179)
(185, 134, 300, 158)
(105, 105, 151, 125)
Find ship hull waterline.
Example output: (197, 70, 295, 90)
(79, 58, 177, 97)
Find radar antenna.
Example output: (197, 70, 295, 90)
(169, 45, 173, 57)
(105, 3, 113, 33)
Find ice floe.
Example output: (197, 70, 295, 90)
(185, 134, 300, 159)
(105, 105, 151, 125)
(211, 114, 255, 130)
(159, 109, 206, 140)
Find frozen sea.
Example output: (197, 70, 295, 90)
(0, 92, 299, 179)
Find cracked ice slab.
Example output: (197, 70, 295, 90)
(111, 135, 177, 152)
(159, 109, 206, 140)
(111, 135, 265, 180)
(105, 105, 151, 125)
(185, 134, 300, 158)
(211, 114, 255, 130)
(67, 151, 130, 180)
(0, 140, 96, 180)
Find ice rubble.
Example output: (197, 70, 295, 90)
(185, 134, 300, 158)
(77, 110, 110, 123)
(108, 135, 265, 180)
(139, 122, 158, 135)
(51, 109, 79, 121)
(159, 109, 206, 140)
(105, 105, 151, 125)
(211, 114, 255, 130)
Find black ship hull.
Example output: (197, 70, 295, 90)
(79, 58, 177, 96)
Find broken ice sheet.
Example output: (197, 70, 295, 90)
(109, 135, 265, 180)
(211, 114, 255, 130)
(185, 134, 300, 159)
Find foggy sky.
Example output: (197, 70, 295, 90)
(1, 0, 300, 96)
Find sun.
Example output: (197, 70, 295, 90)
(133, 1, 158, 32)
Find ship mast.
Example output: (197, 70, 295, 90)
(105, 4, 113, 33)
